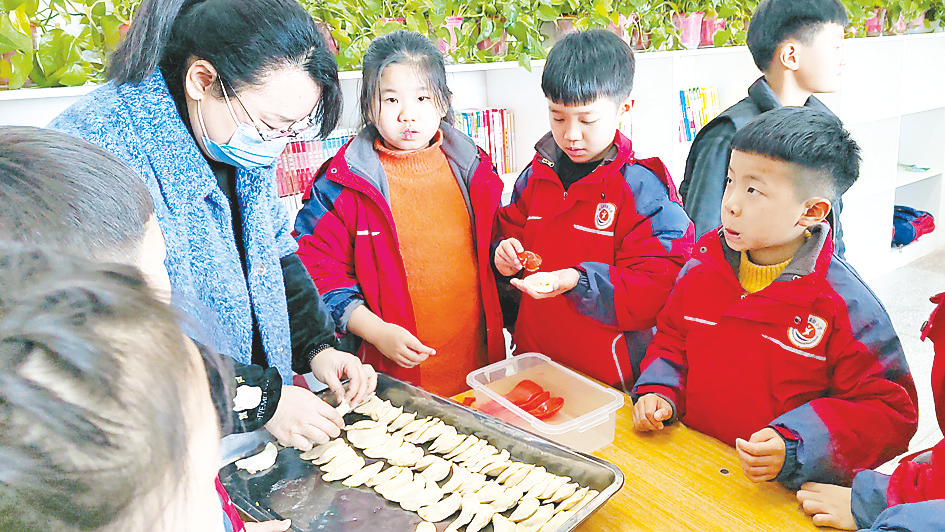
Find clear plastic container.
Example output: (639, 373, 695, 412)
(466, 353, 624, 453)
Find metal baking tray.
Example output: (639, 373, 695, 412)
(220, 373, 624, 531)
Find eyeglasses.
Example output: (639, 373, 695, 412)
(219, 79, 319, 141)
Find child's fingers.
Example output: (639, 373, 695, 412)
(735, 437, 780, 457)
(811, 513, 844, 529)
(798, 496, 828, 516)
(279, 430, 318, 451)
(654, 406, 672, 422)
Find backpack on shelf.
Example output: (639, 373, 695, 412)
(892, 205, 935, 247)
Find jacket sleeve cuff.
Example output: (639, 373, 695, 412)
(322, 286, 364, 334)
(231, 364, 284, 433)
(337, 298, 364, 334)
(774, 437, 802, 489)
(851, 470, 891, 529)
(562, 263, 619, 328)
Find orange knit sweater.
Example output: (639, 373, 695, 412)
(377, 132, 488, 396)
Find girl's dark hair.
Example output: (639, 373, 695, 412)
(359, 30, 453, 136)
(108, 0, 341, 138)
(0, 126, 153, 263)
(0, 245, 205, 530)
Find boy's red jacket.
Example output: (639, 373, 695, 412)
(851, 292, 945, 530)
(497, 131, 694, 391)
(633, 224, 918, 489)
(292, 125, 506, 384)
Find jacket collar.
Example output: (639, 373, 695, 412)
(340, 121, 481, 203)
(747, 77, 831, 114)
(531, 130, 633, 190)
(699, 221, 833, 285)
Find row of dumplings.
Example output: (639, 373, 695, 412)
(299, 394, 598, 532)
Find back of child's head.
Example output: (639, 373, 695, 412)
(0, 127, 154, 264)
(541, 29, 635, 105)
(747, 0, 848, 72)
(0, 244, 212, 531)
(359, 30, 453, 134)
(731, 107, 859, 201)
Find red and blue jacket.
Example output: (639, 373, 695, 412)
(633, 224, 918, 490)
(497, 131, 694, 392)
(293, 124, 507, 384)
(850, 292, 945, 531)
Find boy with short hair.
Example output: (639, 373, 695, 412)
(680, 0, 848, 253)
(0, 126, 375, 451)
(632, 108, 918, 490)
(494, 30, 694, 391)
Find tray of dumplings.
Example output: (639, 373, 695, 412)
(220, 373, 624, 532)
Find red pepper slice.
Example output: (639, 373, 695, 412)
(503, 379, 545, 406)
(517, 251, 543, 272)
(528, 396, 564, 419)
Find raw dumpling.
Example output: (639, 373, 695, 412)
(508, 497, 541, 522)
(365, 465, 405, 488)
(322, 455, 365, 482)
(444, 494, 479, 532)
(299, 438, 345, 462)
(342, 460, 385, 488)
(415, 521, 436, 532)
(388, 410, 418, 431)
(516, 503, 555, 532)
(492, 514, 516, 532)
(418, 492, 462, 523)
(363, 433, 403, 459)
(235, 442, 278, 474)
(419, 457, 452, 483)
(466, 503, 496, 532)
(537, 475, 571, 500)
(441, 464, 471, 493)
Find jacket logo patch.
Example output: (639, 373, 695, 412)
(595, 203, 616, 230)
(788, 314, 827, 349)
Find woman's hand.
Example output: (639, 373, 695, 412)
(264, 386, 343, 451)
(310, 347, 378, 404)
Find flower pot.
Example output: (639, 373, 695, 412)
(315, 20, 339, 55)
(436, 16, 464, 54)
(866, 8, 885, 37)
(906, 11, 928, 34)
(540, 16, 578, 46)
(891, 13, 907, 34)
(606, 14, 630, 38)
(672, 12, 704, 49)
(476, 18, 508, 57)
(700, 16, 725, 47)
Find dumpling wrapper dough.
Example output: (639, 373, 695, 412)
(365, 465, 405, 487)
(523, 272, 556, 294)
(516, 503, 555, 532)
(322, 455, 365, 482)
(444, 493, 480, 532)
(415, 521, 436, 532)
(508, 497, 541, 522)
(492, 514, 517, 532)
(299, 438, 345, 461)
(353, 394, 384, 416)
(342, 460, 385, 488)
(418, 492, 462, 523)
(466, 503, 496, 532)
(235, 442, 278, 475)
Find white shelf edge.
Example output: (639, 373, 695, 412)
(896, 168, 943, 188)
(0, 83, 98, 101)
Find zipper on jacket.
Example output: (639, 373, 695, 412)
(540, 157, 555, 168)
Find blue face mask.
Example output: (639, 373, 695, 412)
(196, 87, 291, 169)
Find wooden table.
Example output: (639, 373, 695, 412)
(454, 391, 823, 532)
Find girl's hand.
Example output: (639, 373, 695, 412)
(495, 238, 524, 277)
(510, 268, 580, 299)
(375, 322, 435, 368)
(797, 483, 856, 530)
(244, 519, 292, 532)
(632, 393, 673, 432)
(310, 348, 378, 405)
(735, 428, 786, 483)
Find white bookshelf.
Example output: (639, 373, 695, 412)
(4, 33, 945, 279)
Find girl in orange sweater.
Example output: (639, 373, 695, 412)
(295, 30, 507, 396)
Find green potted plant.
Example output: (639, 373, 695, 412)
(1, 0, 137, 90)
(709, 0, 758, 47)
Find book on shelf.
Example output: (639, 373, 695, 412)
(455, 108, 515, 175)
(679, 86, 721, 142)
(274, 128, 354, 206)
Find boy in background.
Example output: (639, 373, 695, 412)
(680, 0, 848, 255)
(494, 30, 693, 392)
(632, 108, 917, 490)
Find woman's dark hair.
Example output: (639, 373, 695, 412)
(359, 30, 453, 136)
(542, 29, 635, 105)
(108, 0, 341, 138)
(0, 245, 207, 530)
(731, 107, 860, 201)
(747, 0, 849, 72)
(0, 126, 153, 263)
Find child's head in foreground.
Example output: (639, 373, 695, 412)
(722, 107, 859, 265)
(0, 126, 168, 300)
(540, 29, 634, 164)
(0, 245, 223, 532)
(747, 0, 848, 93)
(360, 30, 453, 153)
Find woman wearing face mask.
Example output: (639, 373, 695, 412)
(48, 0, 359, 393)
